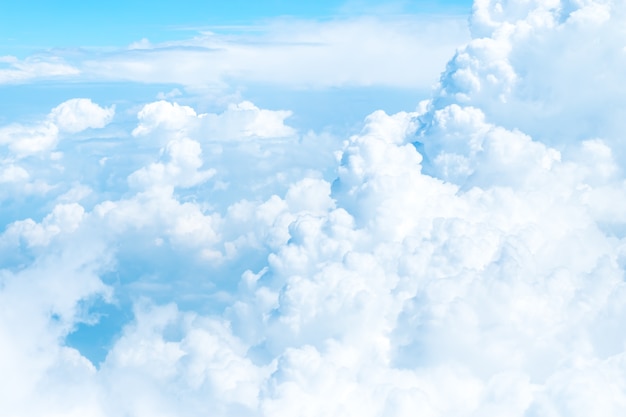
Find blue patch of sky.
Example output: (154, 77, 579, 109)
(65, 299, 133, 367)
(66, 224, 274, 365)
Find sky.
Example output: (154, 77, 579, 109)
(0, 0, 471, 52)
(2, 0, 626, 416)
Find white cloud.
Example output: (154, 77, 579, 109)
(128, 137, 216, 189)
(216, 101, 295, 139)
(439, 0, 626, 155)
(3, 1, 626, 416)
(0, 121, 59, 156)
(0, 55, 80, 84)
(0, 98, 114, 157)
(4, 16, 468, 91)
(0, 165, 30, 183)
(5, 203, 85, 247)
(133, 100, 295, 140)
(132, 100, 198, 137)
(49, 99, 115, 133)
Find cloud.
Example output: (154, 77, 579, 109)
(0, 55, 80, 84)
(434, 0, 626, 157)
(5, 16, 469, 91)
(50, 99, 116, 134)
(0, 164, 30, 183)
(0, 121, 59, 156)
(3, 0, 626, 416)
(131, 100, 198, 137)
(0, 98, 114, 157)
(128, 137, 216, 189)
(5, 203, 85, 247)
(132, 100, 295, 140)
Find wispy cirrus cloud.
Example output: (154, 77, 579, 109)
(95, 16, 468, 89)
(0, 55, 79, 84)
(2, 16, 469, 91)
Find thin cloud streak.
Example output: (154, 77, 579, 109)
(2, 16, 469, 91)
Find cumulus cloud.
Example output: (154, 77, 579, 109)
(3, 1, 626, 416)
(0, 98, 114, 157)
(127, 137, 216, 189)
(434, 0, 626, 157)
(5, 203, 85, 247)
(133, 100, 296, 140)
(131, 100, 198, 137)
(50, 99, 116, 133)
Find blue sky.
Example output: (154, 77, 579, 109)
(1, 0, 472, 52)
(2, 1, 626, 416)
(0, 1, 473, 131)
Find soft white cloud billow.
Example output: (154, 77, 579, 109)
(2, 1, 626, 416)
(50, 99, 116, 134)
(0, 121, 59, 156)
(127, 137, 216, 189)
(0, 98, 114, 157)
(132, 100, 295, 140)
(433, 0, 626, 158)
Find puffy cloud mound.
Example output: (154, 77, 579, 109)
(0, 98, 114, 157)
(2, 1, 626, 416)
(132, 100, 295, 140)
(430, 0, 626, 158)
(50, 98, 115, 133)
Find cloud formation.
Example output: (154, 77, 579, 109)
(132, 100, 295, 140)
(0, 55, 80, 84)
(50, 99, 116, 134)
(0, 98, 114, 156)
(2, 1, 626, 416)
(1, 16, 469, 91)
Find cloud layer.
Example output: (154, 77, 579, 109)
(1, 15, 469, 91)
(2, 1, 626, 416)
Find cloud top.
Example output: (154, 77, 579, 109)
(0, 99, 114, 157)
(50, 99, 116, 134)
